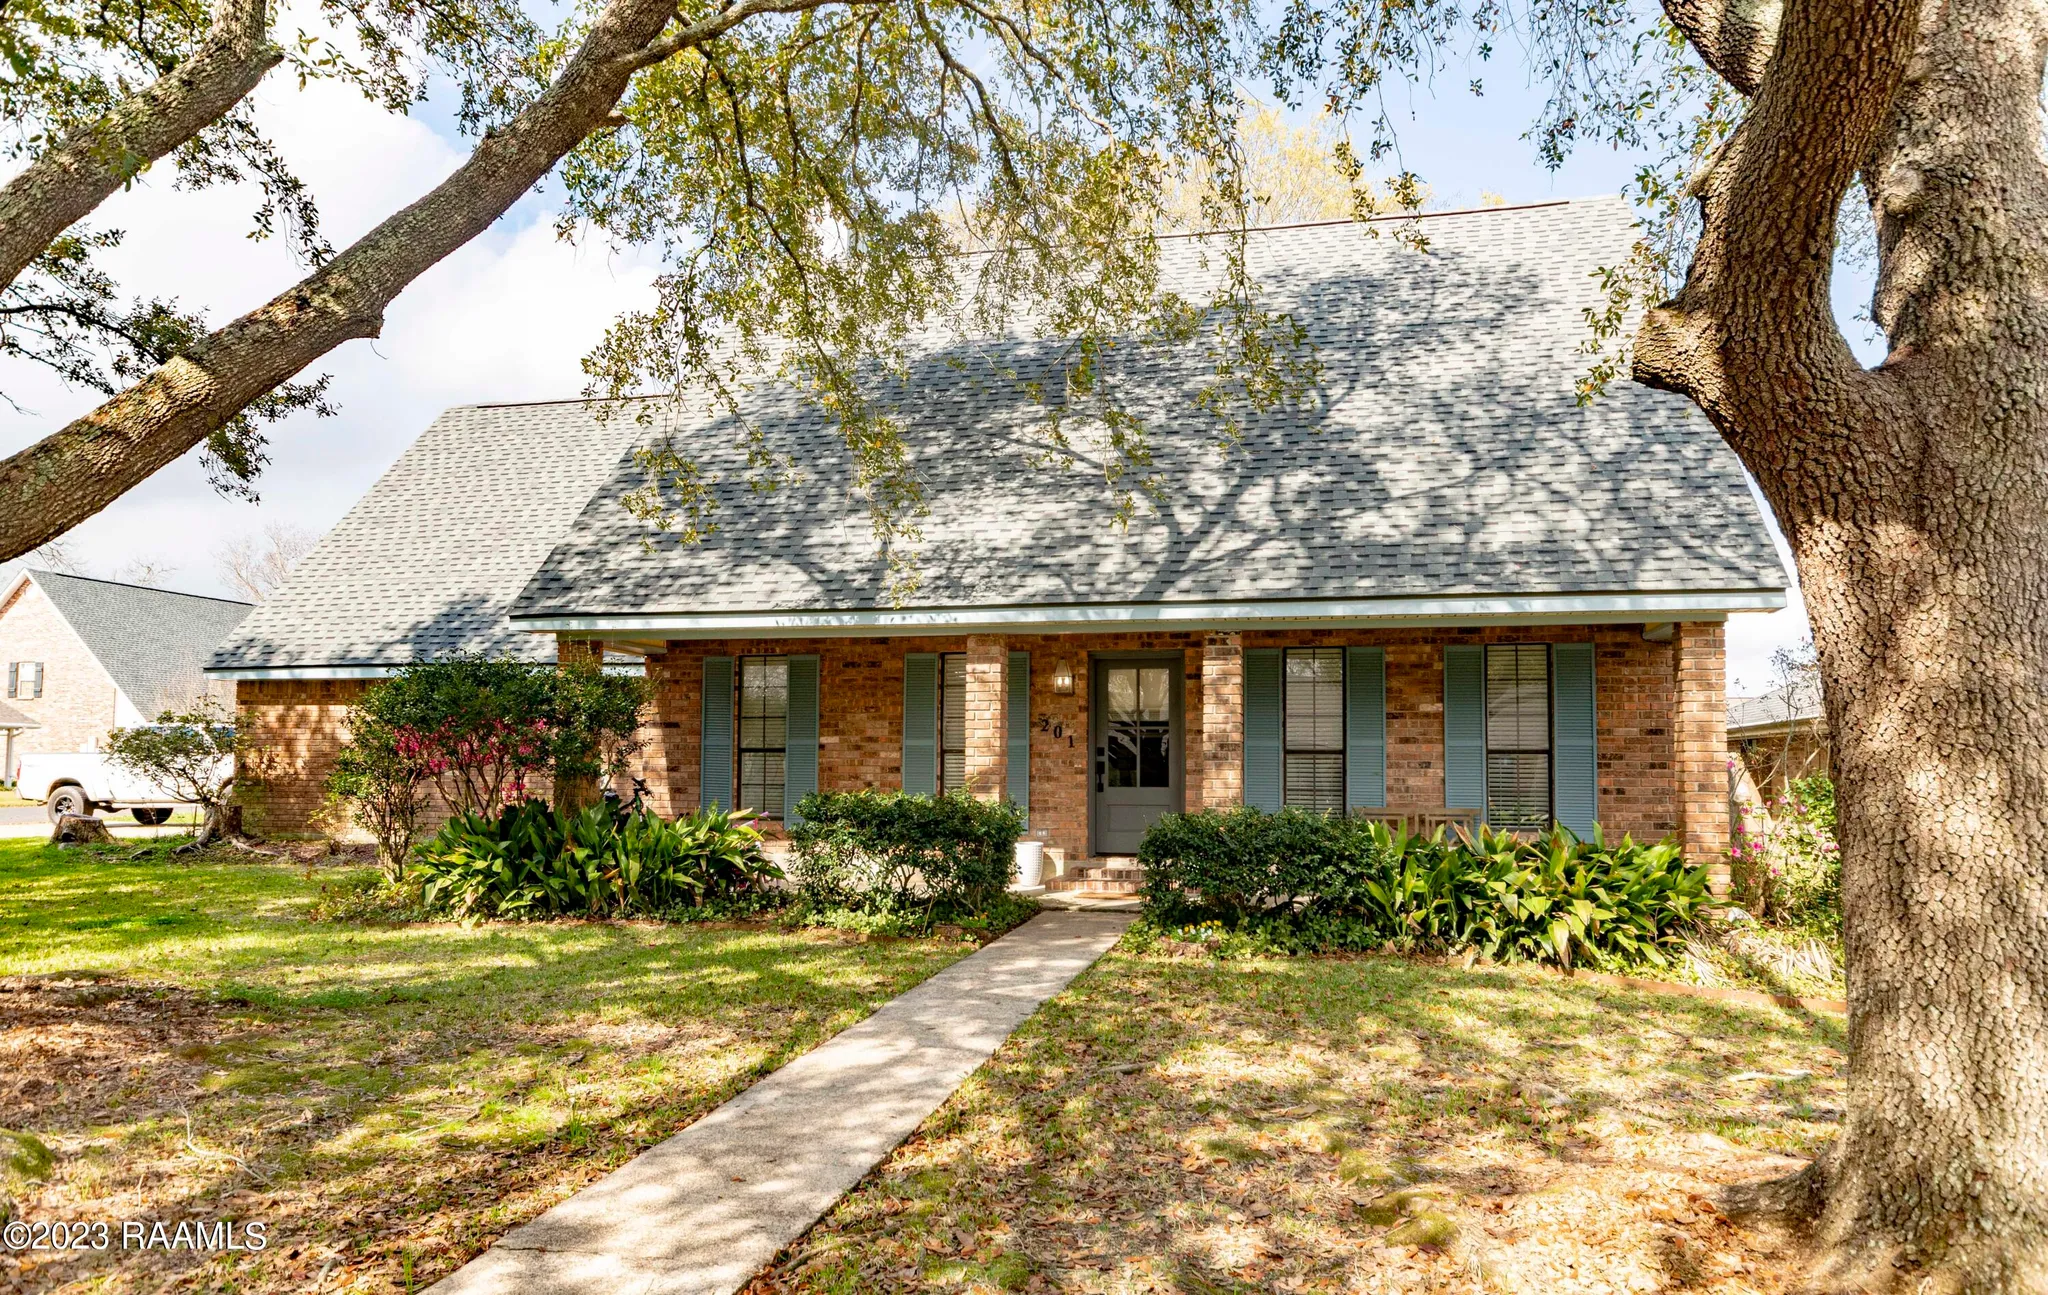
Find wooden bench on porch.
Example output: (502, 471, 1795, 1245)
(1347, 805, 1482, 841)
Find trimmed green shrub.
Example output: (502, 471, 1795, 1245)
(1140, 810, 1709, 969)
(790, 790, 1024, 921)
(413, 800, 780, 920)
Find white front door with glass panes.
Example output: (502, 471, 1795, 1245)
(738, 656, 789, 819)
(1091, 656, 1181, 855)
(1484, 644, 1552, 830)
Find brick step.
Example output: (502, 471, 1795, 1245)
(1043, 876, 1143, 896)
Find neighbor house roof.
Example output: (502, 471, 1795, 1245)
(1729, 678, 1825, 737)
(210, 195, 1786, 675)
(10, 571, 251, 713)
(513, 197, 1785, 637)
(0, 699, 36, 731)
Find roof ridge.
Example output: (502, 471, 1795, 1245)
(456, 198, 1610, 416)
(29, 568, 253, 607)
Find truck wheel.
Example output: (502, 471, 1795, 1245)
(47, 786, 89, 822)
(132, 807, 173, 825)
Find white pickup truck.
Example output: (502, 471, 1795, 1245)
(13, 752, 207, 824)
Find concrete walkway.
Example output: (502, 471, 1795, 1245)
(428, 909, 1133, 1295)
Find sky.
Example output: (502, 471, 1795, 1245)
(0, 22, 1842, 695)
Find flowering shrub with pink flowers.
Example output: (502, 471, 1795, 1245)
(1730, 773, 1840, 934)
(324, 656, 650, 870)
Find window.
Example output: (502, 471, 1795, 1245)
(938, 652, 967, 794)
(6, 663, 42, 700)
(1283, 648, 1345, 812)
(1484, 644, 1551, 830)
(737, 656, 789, 817)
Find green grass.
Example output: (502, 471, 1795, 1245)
(747, 943, 1847, 1295)
(0, 838, 974, 1294)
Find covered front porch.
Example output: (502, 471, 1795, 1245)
(586, 620, 1733, 890)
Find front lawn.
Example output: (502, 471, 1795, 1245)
(746, 940, 1846, 1294)
(0, 839, 976, 1293)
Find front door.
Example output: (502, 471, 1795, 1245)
(1092, 655, 1182, 855)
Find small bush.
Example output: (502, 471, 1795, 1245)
(1731, 774, 1840, 934)
(790, 790, 1024, 924)
(1139, 809, 1709, 969)
(412, 800, 780, 920)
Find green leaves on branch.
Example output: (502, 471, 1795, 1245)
(790, 789, 1023, 920)
(1138, 807, 1710, 969)
(412, 800, 781, 920)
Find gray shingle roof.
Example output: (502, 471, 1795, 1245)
(27, 571, 250, 713)
(1729, 679, 1824, 734)
(213, 196, 1785, 672)
(513, 197, 1784, 623)
(211, 404, 647, 672)
(0, 699, 36, 730)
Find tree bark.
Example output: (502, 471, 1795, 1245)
(0, 0, 834, 563)
(1639, 0, 2048, 1284)
(0, 0, 280, 295)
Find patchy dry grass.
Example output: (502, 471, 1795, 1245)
(746, 941, 1845, 1295)
(0, 839, 974, 1294)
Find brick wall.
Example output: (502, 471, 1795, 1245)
(644, 624, 1692, 859)
(1200, 633, 1244, 810)
(962, 636, 1008, 800)
(1674, 621, 1732, 889)
(0, 577, 123, 759)
(241, 622, 1714, 859)
(1237, 625, 1681, 843)
(234, 678, 371, 836)
(646, 632, 1209, 856)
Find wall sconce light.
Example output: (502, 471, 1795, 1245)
(1051, 659, 1075, 695)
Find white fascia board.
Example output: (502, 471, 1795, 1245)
(511, 589, 1789, 639)
(204, 664, 406, 681)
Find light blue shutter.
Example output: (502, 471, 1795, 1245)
(784, 655, 820, 825)
(5, 663, 15, 698)
(1006, 651, 1030, 821)
(1243, 648, 1283, 812)
(1345, 647, 1386, 813)
(1551, 642, 1597, 838)
(1443, 645, 1485, 816)
(902, 653, 938, 795)
(700, 656, 734, 811)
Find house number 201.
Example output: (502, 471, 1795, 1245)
(1036, 716, 1074, 747)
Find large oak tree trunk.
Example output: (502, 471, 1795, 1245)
(1642, 0, 2048, 1283)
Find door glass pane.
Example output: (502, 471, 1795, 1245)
(1105, 666, 1139, 788)
(1137, 666, 1171, 786)
(1104, 665, 1171, 790)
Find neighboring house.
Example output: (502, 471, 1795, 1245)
(210, 198, 1788, 887)
(1, 569, 253, 769)
(0, 699, 36, 788)
(1728, 678, 1829, 833)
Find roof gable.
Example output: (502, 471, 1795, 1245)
(27, 572, 251, 714)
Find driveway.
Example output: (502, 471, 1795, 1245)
(1, 804, 47, 825)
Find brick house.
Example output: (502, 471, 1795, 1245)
(1, 568, 251, 777)
(210, 199, 1787, 884)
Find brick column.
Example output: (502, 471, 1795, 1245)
(963, 635, 1008, 801)
(1674, 621, 1731, 893)
(1200, 632, 1244, 810)
(555, 636, 604, 814)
